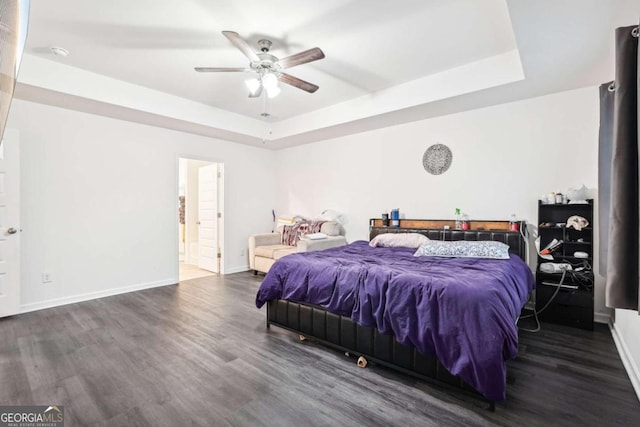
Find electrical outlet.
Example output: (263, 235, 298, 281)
(240, 249, 245, 257)
(42, 272, 52, 284)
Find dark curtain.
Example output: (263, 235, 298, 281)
(599, 82, 614, 276)
(605, 25, 639, 312)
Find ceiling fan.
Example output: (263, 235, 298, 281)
(195, 31, 325, 98)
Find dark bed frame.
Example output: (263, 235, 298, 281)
(265, 219, 528, 411)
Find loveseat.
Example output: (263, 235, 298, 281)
(249, 221, 347, 274)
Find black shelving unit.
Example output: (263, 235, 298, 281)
(536, 199, 594, 330)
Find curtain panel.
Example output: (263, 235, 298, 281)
(605, 25, 639, 312)
(598, 82, 614, 276)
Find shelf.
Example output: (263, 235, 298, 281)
(536, 199, 594, 330)
(539, 199, 593, 206)
(561, 256, 592, 261)
(536, 270, 594, 281)
(538, 256, 591, 262)
(539, 226, 592, 231)
(539, 203, 593, 208)
(536, 269, 594, 275)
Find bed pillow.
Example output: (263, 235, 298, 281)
(413, 240, 510, 259)
(320, 221, 342, 236)
(369, 233, 429, 248)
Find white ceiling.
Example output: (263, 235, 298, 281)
(15, 0, 640, 149)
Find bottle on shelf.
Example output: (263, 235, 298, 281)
(390, 209, 400, 228)
(461, 213, 470, 230)
(381, 210, 389, 227)
(509, 214, 519, 232)
(454, 208, 462, 230)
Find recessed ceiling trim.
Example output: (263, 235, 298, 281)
(270, 50, 524, 140)
(17, 54, 267, 138)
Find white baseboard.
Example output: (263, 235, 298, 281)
(594, 312, 612, 324)
(224, 265, 250, 274)
(20, 278, 177, 314)
(610, 322, 640, 403)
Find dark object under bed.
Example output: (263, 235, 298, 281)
(256, 223, 533, 408)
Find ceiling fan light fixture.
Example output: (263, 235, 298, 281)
(262, 73, 279, 91)
(245, 78, 261, 96)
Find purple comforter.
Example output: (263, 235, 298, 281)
(255, 240, 534, 401)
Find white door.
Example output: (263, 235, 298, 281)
(0, 129, 20, 317)
(198, 164, 219, 273)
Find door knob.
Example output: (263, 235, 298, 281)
(7, 227, 18, 235)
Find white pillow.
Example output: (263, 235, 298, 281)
(369, 233, 429, 248)
(413, 240, 510, 259)
(315, 209, 345, 224)
(320, 221, 342, 236)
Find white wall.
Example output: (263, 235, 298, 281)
(8, 99, 276, 310)
(614, 309, 640, 400)
(275, 86, 609, 318)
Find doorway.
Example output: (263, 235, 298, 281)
(178, 157, 224, 281)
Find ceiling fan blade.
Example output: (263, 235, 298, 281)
(194, 67, 250, 72)
(279, 47, 325, 69)
(279, 73, 319, 93)
(222, 31, 260, 62)
(248, 85, 263, 98)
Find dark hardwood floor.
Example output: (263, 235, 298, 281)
(0, 272, 638, 426)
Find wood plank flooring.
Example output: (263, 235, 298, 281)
(0, 272, 638, 426)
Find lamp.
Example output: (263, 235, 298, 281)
(262, 72, 280, 98)
(245, 78, 261, 96)
(262, 73, 280, 98)
(262, 73, 278, 90)
(244, 72, 281, 98)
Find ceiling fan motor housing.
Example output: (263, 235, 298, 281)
(258, 39, 272, 52)
(251, 53, 281, 73)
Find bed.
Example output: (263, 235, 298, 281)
(255, 219, 534, 409)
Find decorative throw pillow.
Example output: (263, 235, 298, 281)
(413, 240, 510, 259)
(369, 233, 429, 248)
(281, 224, 299, 246)
(282, 221, 326, 246)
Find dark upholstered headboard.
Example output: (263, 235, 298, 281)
(369, 220, 527, 261)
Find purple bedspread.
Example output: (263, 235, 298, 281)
(255, 240, 534, 401)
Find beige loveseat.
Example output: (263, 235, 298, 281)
(249, 221, 347, 274)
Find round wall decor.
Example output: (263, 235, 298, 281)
(423, 144, 452, 175)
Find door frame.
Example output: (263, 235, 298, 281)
(0, 129, 20, 317)
(175, 154, 225, 277)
